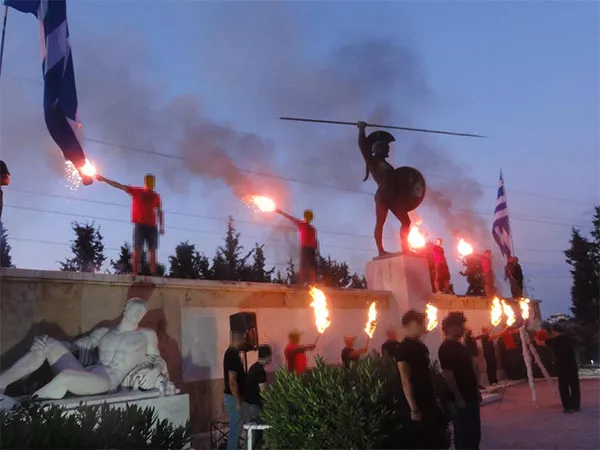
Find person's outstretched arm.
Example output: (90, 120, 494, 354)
(275, 209, 301, 225)
(96, 175, 129, 192)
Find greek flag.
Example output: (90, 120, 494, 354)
(5, 0, 86, 168)
(492, 170, 512, 262)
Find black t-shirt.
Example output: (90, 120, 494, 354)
(396, 337, 437, 408)
(481, 335, 495, 358)
(546, 334, 577, 371)
(244, 362, 267, 406)
(439, 339, 479, 403)
(381, 339, 402, 361)
(465, 334, 478, 357)
(223, 347, 245, 396)
(341, 347, 358, 368)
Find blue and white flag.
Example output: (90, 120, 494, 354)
(492, 170, 512, 262)
(5, 0, 86, 168)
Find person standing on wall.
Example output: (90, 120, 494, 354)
(284, 329, 316, 375)
(341, 335, 368, 368)
(275, 209, 318, 285)
(480, 249, 496, 297)
(243, 345, 272, 449)
(222, 331, 246, 450)
(0, 160, 10, 222)
(439, 312, 482, 450)
(396, 310, 447, 449)
(96, 173, 164, 275)
(505, 256, 524, 299)
(535, 323, 580, 413)
(432, 238, 451, 294)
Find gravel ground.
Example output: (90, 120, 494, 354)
(481, 378, 600, 449)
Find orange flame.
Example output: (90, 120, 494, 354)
(519, 298, 530, 320)
(364, 302, 377, 338)
(426, 303, 438, 331)
(408, 223, 426, 250)
(491, 297, 503, 327)
(65, 159, 96, 191)
(457, 238, 474, 258)
(309, 286, 331, 334)
(248, 195, 276, 213)
(502, 300, 516, 327)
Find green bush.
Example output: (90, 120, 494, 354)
(0, 398, 191, 449)
(261, 353, 450, 450)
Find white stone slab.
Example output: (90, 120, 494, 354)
(44, 391, 190, 429)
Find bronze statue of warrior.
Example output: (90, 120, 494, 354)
(357, 121, 426, 256)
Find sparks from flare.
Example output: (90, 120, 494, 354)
(457, 238, 474, 258)
(309, 286, 331, 334)
(364, 302, 377, 338)
(65, 159, 96, 192)
(502, 300, 516, 327)
(408, 222, 426, 250)
(246, 195, 276, 214)
(425, 303, 438, 331)
(520, 298, 530, 321)
(491, 297, 503, 327)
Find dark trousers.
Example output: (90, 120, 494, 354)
(450, 401, 481, 450)
(484, 351, 498, 384)
(557, 367, 580, 411)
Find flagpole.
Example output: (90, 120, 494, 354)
(501, 170, 516, 257)
(0, 5, 8, 81)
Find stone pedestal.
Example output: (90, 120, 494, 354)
(44, 390, 190, 428)
(366, 252, 442, 359)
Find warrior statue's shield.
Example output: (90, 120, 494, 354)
(380, 166, 426, 212)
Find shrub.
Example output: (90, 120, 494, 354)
(0, 398, 191, 449)
(261, 353, 450, 449)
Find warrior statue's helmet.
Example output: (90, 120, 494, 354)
(368, 130, 396, 159)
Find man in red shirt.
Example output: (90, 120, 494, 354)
(276, 209, 318, 285)
(284, 329, 315, 374)
(96, 173, 164, 275)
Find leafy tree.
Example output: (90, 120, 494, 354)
(244, 243, 275, 283)
(0, 224, 14, 268)
(564, 206, 600, 361)
(60, 222, 105, 273)
(272, 270, 286, 284)
(283, 257, 298, 285)
(319, 255, 367, 288)
(211, 217, 253, 281)
(168, 241, 210, 279)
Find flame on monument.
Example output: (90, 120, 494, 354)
(309, 286, 331, 334)
(408, 222, 426, 250)
(364, 302, 377, 338)
(426, 303, 438, 331)
(491, 297, 503, 327)
(457, 238, 474, 258)
(520, 298, 530, 321)
(502, 300, 516, 327)
(65, 159, 97, 191)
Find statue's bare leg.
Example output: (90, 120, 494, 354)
(390, 207, 411, 253)
(374, 192, 390, 256)
(0, 336, 71, 392)
(33, 368, 110, 399)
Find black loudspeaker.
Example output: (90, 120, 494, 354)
(229, 312, 258, 351)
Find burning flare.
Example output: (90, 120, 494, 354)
(364, 302, 377, 338)
(457, 238, 474, 258)
(309, 286, 331, 334)
(65, 159, 96, 191)
(408, 222, 426, 250)
(502, 300, 516, 327)
(247, 195, 276, 213)
(425, 303, 438, 331)
(520, 298, 530, 321)
(490, 297, 503, 327)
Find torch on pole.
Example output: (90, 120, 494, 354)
(280, 116, 487, 138)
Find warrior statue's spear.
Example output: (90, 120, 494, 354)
(280, 116, 486, 138)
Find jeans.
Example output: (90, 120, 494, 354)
(558, 367, 580, 411)
(450, 401, 481, 450)
(224, 394, 242, 450)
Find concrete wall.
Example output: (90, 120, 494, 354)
(0, 265, 541, 431)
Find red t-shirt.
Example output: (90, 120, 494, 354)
(501, 330, 517, 350)
(127, 186, 161, 226)
(284, 344, 308, 374)
(297, 222, 317, 248)
(481, 255, 492, 274)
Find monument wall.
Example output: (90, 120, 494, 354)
(0, 262, 541, 431)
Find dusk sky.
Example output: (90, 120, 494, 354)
(1, 1, 598, 318)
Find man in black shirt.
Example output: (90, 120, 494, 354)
(505, 256, 524, 298)
(439, 312, 481, 450)
(341, 335, 368, 368)
(397, 310, 446, 449)
(243, 345, 272, 449)
(0, 160, 10, 222)
(223, 331, 246, 450)
(536, 323, 580, 412)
